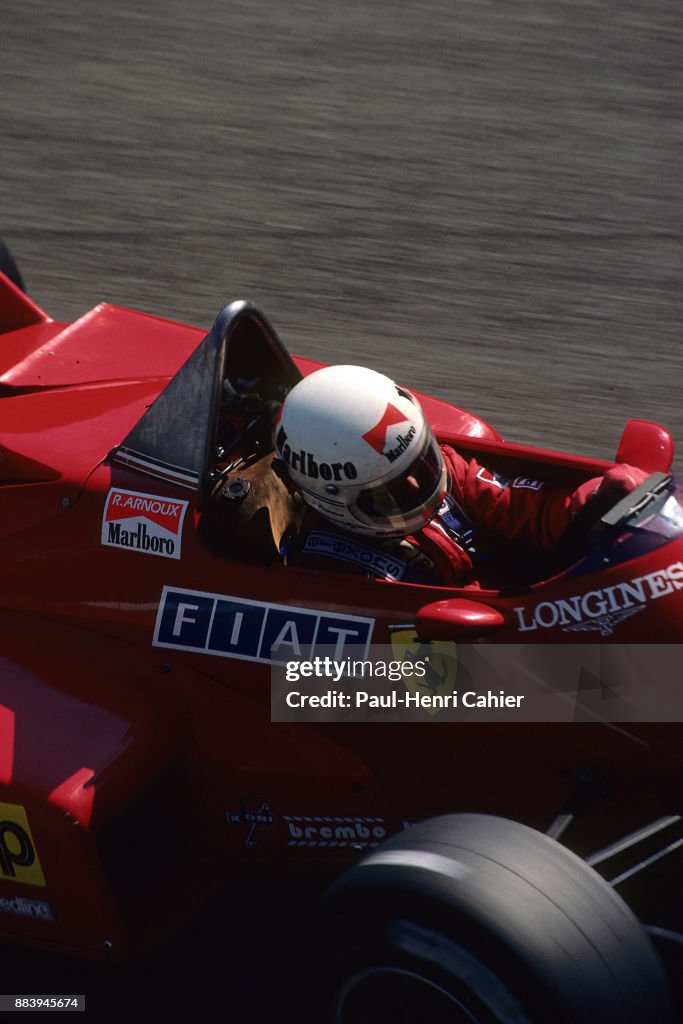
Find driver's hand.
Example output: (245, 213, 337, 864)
(570, 463, 649, 516)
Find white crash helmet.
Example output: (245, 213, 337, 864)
(275, 365, 447, 538)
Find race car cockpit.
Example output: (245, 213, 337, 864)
(114, 300, 301, 489)
(111, 301, 681, 586)
(112, 301, 304, 560)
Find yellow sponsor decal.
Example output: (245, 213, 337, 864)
(0, 803, 46, 888)
(389, 628, 458, 717)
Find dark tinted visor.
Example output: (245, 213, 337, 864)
(357, 437, 444, 522)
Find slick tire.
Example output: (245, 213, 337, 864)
(0, 237, 25, 291)
(302, 814, 671, 1024)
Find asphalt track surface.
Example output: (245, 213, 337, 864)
(1, 1, 682, 1020)
(3, 0, 682, 465)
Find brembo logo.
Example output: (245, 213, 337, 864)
(362, 403, 415, 461)
(285, 815, 387, 848)
(514, 561, 683, 636)
(276, 427, 358, 481)
(102, 489, 189, 559)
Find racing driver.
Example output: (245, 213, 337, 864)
(272, 365, 647, 586)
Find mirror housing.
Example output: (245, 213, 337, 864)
(416, 598, 508, 640)
(616, 419, 673, 474)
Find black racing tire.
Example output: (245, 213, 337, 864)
(301, 814, 671, 1024)
(0, 237, 25, 291)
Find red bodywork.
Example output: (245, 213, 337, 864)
(0, 271, 681, 963)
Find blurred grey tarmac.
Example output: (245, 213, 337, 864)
(1, 2, 682, 1019)
(2, 0, 681, 465)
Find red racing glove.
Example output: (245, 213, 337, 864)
(569, 464, 649, 516)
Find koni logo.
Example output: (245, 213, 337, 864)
(102, 489, 189, 560)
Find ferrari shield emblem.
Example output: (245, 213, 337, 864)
(389, 628, 458, 717)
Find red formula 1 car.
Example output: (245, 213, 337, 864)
(0, 240, 682, 1023)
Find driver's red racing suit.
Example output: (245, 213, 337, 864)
(284, 445, 588, 586)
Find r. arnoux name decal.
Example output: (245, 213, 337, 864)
(515, 561, 683, 636)
(153, 587, 374, 663)
(102, 489, 189, 559)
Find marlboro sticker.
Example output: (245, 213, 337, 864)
(102, 488, 189, 560)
